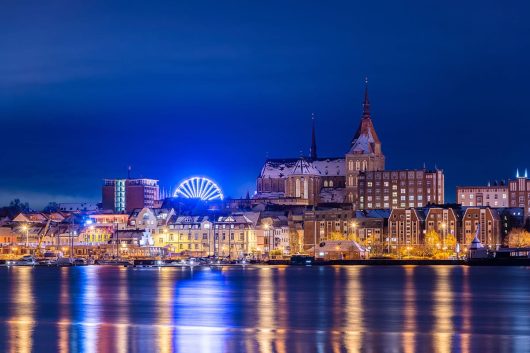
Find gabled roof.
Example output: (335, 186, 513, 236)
(348, 81, 382, 155)
(260, 157, 345, 178)
(291, 157, 321, 176)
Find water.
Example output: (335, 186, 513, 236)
(0, 266, 529, 353)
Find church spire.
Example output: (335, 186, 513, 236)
(310, 113, 317, 160)
(362, 77, 370, 119)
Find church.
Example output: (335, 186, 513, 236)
(254, 82, 444, 209)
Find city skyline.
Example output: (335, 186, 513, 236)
(1, 0, 530, 208)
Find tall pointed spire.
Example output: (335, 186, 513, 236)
(310, 113, 317, 160)
(362, 77, 370, 119)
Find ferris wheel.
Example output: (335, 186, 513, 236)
(174, 177, 224, 201)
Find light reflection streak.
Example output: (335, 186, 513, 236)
(344, 266, 363, 353)
(115, 268, 129, 353)
(257, 267, 274, 353)
(82, 266, 100, 353)
(174, 268, 228, 352)
(433, 267, 453, 353)
(8, 267, 35, 353)
(461, 266, 471, 353)
(58, 267, 70, 353)
(402, 266, 416, 353)
(274, 266, 287, 353)
(157, 269, 174, 353)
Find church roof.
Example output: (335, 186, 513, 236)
(291, 157, 321, 176)
(348, 80, 382, 155)
(260, 157, 345, 178)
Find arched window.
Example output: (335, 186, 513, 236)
(348, 160, 353, 171)
(348, 175, 354, 187)
(329, 180, 334, 187)
(355, 160, 360, 171)
(303, 179, 308, 199)
(295, 179, 301, 197)
(323, 180, 328, 187)
(362, 160, 367, 171)
(349, 193, 353, 202)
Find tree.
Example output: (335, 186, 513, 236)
(43, 202, 60, 213)
(289, 230, 303, 254)
(423, 229, 441, 258)
(504, 228, 530, 248)
(328, 231, 348, 241)
(445, 234, 457, 252)
(0, 199, 30, 218)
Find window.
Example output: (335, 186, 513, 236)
(295, 179, 301, 197)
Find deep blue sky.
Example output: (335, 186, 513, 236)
(1, 0, 529, 208)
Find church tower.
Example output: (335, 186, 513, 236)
(345, 79, 385, 207)
(310, 113, 317, 161)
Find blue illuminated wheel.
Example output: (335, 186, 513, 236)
(174, 177, 224, 201)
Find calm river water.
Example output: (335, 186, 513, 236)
(0, 265, 529, 353)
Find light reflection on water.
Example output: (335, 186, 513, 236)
(0, 266, 529, 353)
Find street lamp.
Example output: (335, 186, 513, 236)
(21, 224, 29, 251)
(441, 222, 447, 248)
(350, 221, 357, 241)
(263, 223, 271, 256)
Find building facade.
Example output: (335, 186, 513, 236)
(456, 184, 508, 207)
(345, 83, 385, 206)
(388, 208, 423, 247)
(254, 81, 444, 210)
(508, 172, 530, 220)
(461, 207, 501, 247)
(102, 178, 160, 212)
(358, 169, 444, 210)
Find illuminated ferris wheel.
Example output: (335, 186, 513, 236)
(174, 177, 224, 201)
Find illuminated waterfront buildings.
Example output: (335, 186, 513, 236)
(102, 178, 160, 212)
(254, 81, 445, 209)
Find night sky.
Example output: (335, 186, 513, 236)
(1, 0, 529, 208)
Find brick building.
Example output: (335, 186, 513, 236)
(345, 82, 385, 205)
(388, 208, 423, 247)
(456, 184, 508, 207)
(102, 178, 160, 213)
(460, 207, 501, 246)
(508, 171, 530, 220)
(357, 169, 444, 210)
(254, 81, 444, 210)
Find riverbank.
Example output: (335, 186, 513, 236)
(2, 258, 530, 267)
(270, 258, 530, 266)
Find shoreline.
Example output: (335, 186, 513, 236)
(2, 258, 530, 267)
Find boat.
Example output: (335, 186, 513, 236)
(7, 255, 38, 266)
(290, 255, 314, 266)
(96, 259, 132, 266)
